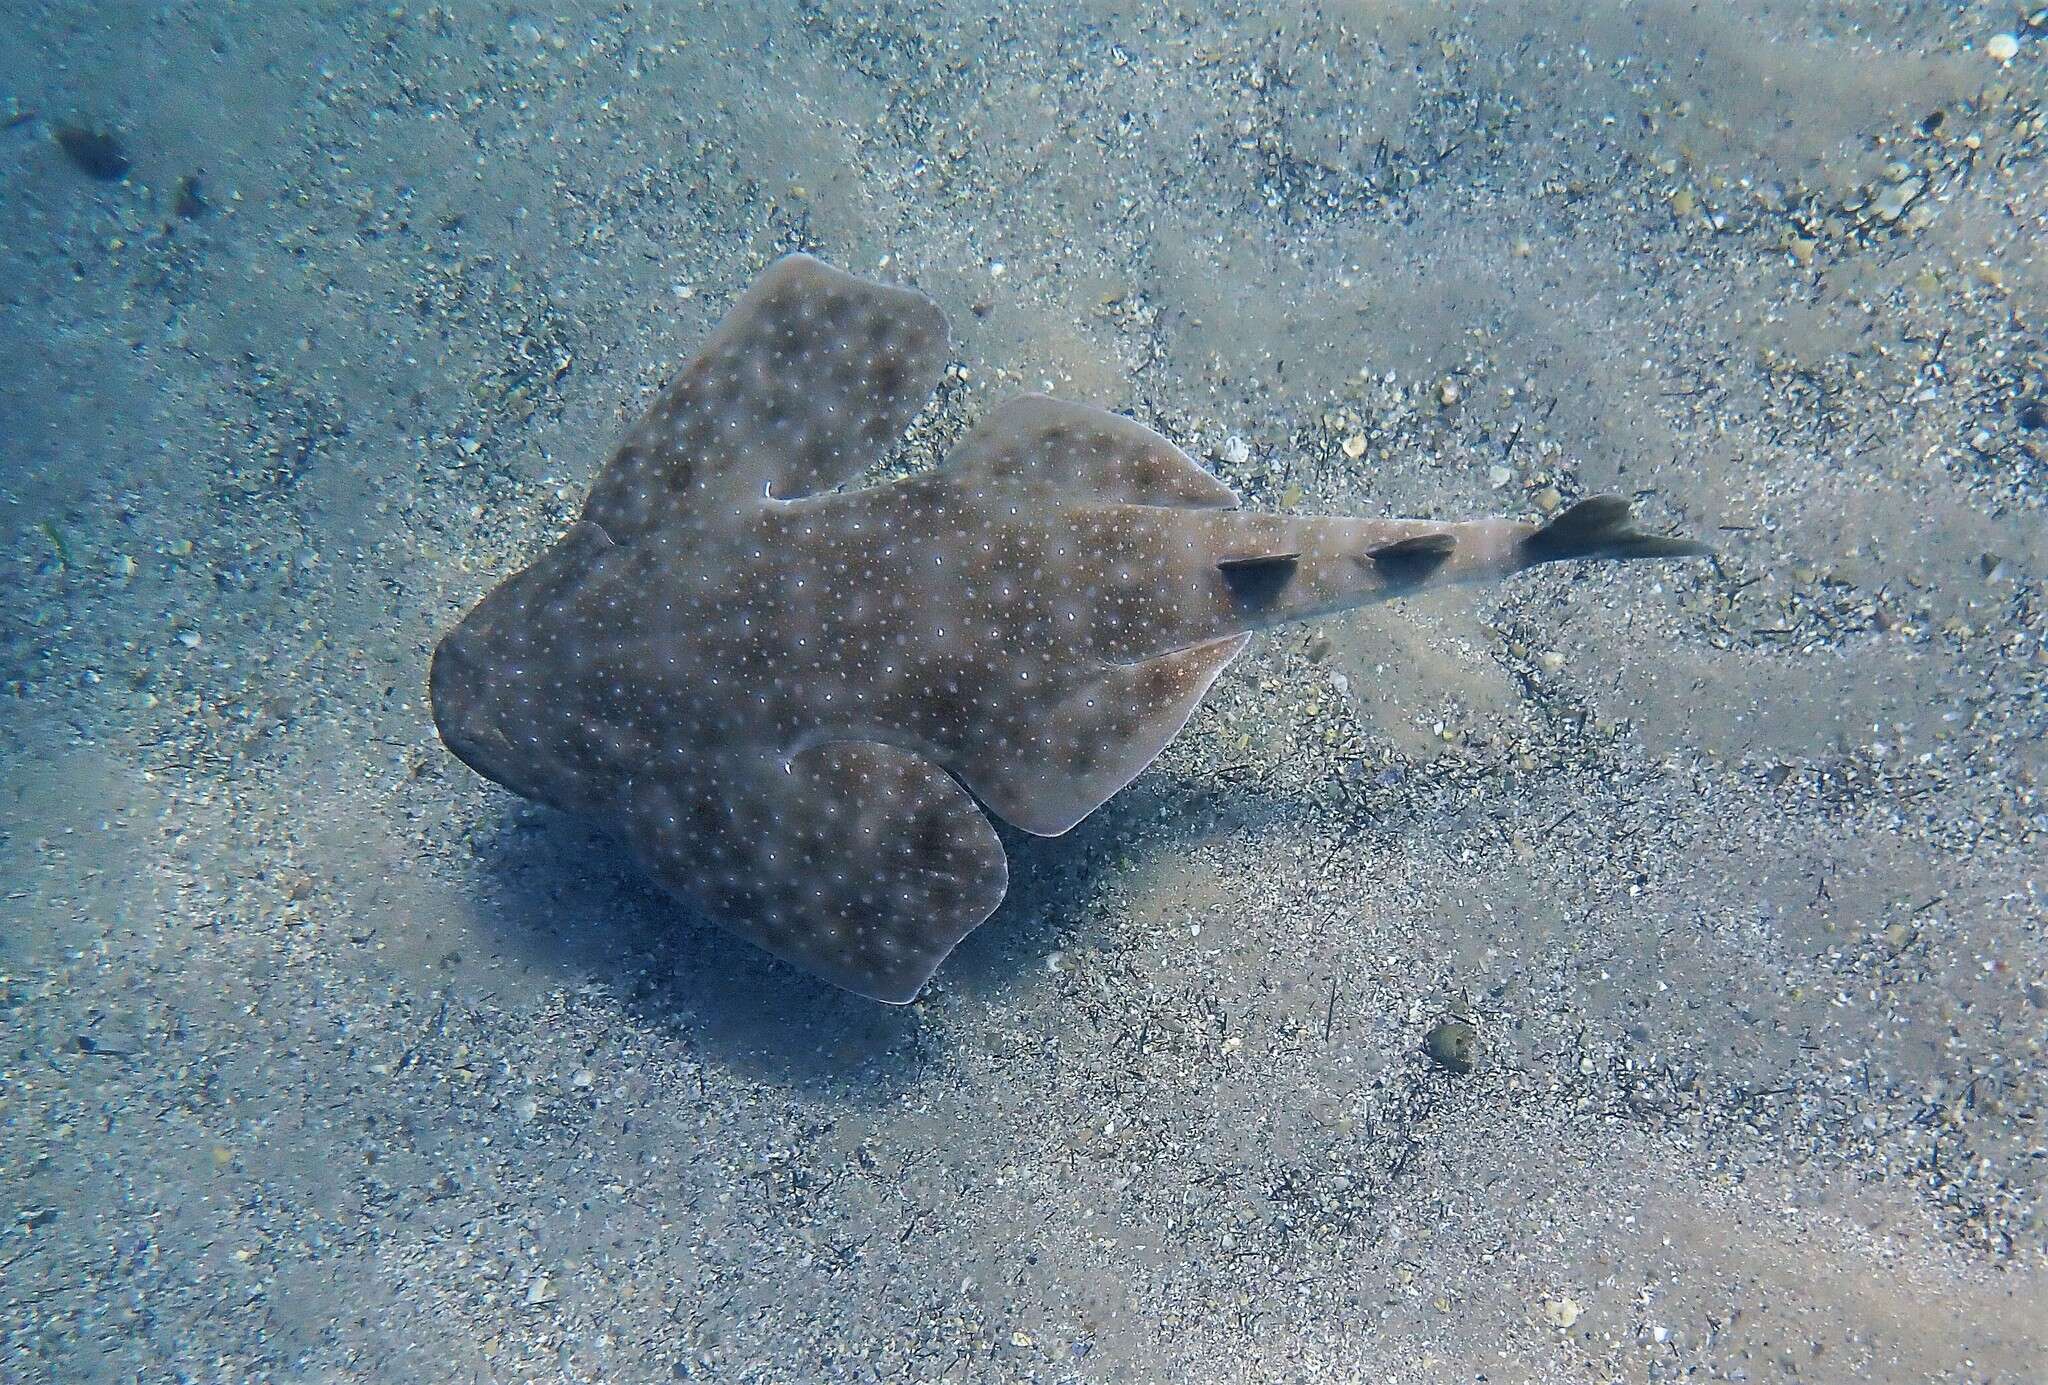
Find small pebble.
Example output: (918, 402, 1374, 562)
(1872, 179, 1920, 222)
(1532, 486, 1563, 514)
(1423, 1018, 1477, 1074)
(1340, 433, 1367, 460)
(1986, 33, 2019, 63)
(1487, 464, 1514, 489)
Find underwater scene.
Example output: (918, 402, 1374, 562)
(2, 2, 2044, 1380)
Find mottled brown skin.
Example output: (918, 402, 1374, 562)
(431, 255, 1705, 1001)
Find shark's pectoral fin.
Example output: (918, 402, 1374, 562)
(583, 254, 950, 539)
(625, 741, 1007, 1003)
(942, 395, 1241, 508)
(963, 633, 1253, 837)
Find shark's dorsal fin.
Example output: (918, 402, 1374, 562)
(1217, 551, 1301, 604)
(942, 395, 1240, 509)
(1366, 532, 1456, 584)
(583, 254, 950, 540)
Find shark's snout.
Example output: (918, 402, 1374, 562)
(428, 624, 510, 789)
(429, 615, 562, 809)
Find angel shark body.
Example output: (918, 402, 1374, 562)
(431, 255, 1706, 1001)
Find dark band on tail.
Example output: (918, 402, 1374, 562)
(1366, 532, 1456, 584)
(1218, 551, 1300, 604)
(1522, 496, 1711, 565)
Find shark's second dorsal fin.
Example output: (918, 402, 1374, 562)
(1366, 532, 1456, 584)
(942, 395, 1240, 509)
(583, 254, 951, 540)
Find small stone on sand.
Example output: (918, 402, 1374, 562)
(1423, 1018, 1477, 1074)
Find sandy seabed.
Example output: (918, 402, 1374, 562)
(2, 3, 2043, 1381)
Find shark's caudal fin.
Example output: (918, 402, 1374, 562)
(1520, 495, 1712, 566)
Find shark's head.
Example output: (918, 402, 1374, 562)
(428, 614, 529, 800)
(429, 520, 623, 814)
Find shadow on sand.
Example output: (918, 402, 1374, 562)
(460, 766, 1327, 1099)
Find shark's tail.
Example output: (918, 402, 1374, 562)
(1161, 492, 1710, 650)
(1518, 495, 1712, 566)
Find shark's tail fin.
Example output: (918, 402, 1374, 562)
(1519, 495, 1711, 566)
